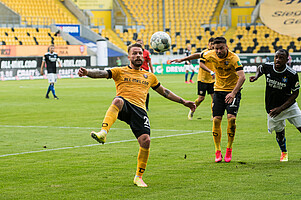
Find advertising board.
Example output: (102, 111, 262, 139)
(0, 45, 87, 57)
(0, 56, 90, 80)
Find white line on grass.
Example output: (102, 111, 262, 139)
(0, 130, 209, 158)
(0, 125, 197, 132)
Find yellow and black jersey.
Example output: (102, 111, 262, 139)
(107, 66, 160, 111)
(198, 49, 215, 83)
(200, 50, 243, 92)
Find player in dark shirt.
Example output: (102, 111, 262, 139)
(250, 49, 301, 162)
(184, 44, 195, 83)
(40, 45, 62, 99)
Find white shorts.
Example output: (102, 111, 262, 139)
(184, 64, 194, 72)
(47, 73, 57, 83)
(267, 102, 301, 133)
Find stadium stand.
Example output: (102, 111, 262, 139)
(1, 0, 78, 25)
(84, 0, 300, 55)
(228, 25, 301, 54)
(0, 0, 299, 56)
(103, 0, 222, 55)
(0, 27, 66, 45)
(0, 0, 78, 46)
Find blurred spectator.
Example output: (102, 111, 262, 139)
(116, 57, 121, 66)
(264, 55, 270, 62)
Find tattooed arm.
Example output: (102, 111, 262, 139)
(78, 67, 109, 78)
(154, 85, 196, 111)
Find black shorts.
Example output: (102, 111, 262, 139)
(197, 81, 214, 96)
(117, 96, 150, 138)
(212, 90, 242, 117)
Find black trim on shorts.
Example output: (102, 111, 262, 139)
(236, 67, 243, 71)
(107, 70, 112, 79)
(152, 82, 161, 90)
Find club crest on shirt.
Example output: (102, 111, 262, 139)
(282, 76, 287, 83)
(143, 74, 148, 79)
(225, 61, 229, 65)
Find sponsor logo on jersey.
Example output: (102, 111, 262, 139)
(267, 77, 287, 89)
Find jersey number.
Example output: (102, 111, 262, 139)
(144, 116, 150, 128)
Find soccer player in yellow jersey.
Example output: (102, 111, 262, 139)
(78, 43, 196, 187)
(171, 38, 215, 120)
(200, 37, 245, 163)
(171, 37, 245, 163)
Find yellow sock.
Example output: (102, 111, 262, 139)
(136, 147, 150, 177)
(212, 118, 222, 151)
(194, 98, 201, 108)
(101, 104, 119, 133)
(227, 118, 236, 149)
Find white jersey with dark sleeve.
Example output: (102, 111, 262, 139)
(259, 62, 300, 113)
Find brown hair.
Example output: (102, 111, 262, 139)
(213, 37, 227, 44)
(127, 43, 143, 53)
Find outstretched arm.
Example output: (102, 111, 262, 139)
(249, 65, 263, 82)
(78, 67, 109, 78)
(154, 85, 196, 111)
(170, 53, 202, 63)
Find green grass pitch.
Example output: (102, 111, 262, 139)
(1, 74, 301, 199)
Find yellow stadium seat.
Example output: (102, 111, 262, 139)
(2, 0, 78, 25)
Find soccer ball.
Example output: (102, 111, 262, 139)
(150, 31, 171, 52)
